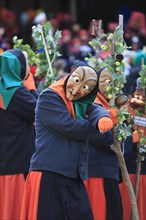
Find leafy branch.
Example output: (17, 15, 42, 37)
(131, 62, 146, 203)
(85, 19, 107, 70)
(13, 36, 35, 65)
(106, 17, 139, 219)
(13, 21, 62, 90)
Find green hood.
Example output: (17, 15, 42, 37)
(0, 49, 26, 109)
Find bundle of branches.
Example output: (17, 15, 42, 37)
(102, 15, 140, 220)
(13, 21, 62, 90)
(85, 15, 140, 220)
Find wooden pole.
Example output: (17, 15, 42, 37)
(109, 16, 140, 219)
(97, 19, 102, 37)
(40, 27, 53, 76)
(111, 128, 140, 220)
(119, 14, 123, 43)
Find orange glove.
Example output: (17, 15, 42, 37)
(23, 72, 37, 91)
(98, 117, 113, 133)
(132, 131, 140, 143)
(108, 108, 118, 125)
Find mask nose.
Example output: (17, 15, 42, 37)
(72, 85, 81, 95)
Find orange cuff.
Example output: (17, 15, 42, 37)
(23, 72, 37, 91)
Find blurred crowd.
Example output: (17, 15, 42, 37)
(0, 7, 146, 96)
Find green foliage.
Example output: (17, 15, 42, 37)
(101, 27, 128, 95)
(85, 22, 133, 142)
(86, 26, 128, 96)
(139, 64, 146, 89)
(115, 109, 132, 140)
(139, 137, 146, 153)
(13, 36, 35, 65)
(31, 21, 62, 89)
(85, 30, 107, 71)
(13, 21, 62, 90)
(138, 63, 146, 158)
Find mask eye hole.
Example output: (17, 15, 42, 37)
(73, 76, 80, 84)
(82, 85, 90, 92)
(105, 79, 111, 84)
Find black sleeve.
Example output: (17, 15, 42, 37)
(8, 86, 38, 122)
(90, 130, 114, 153)
(86, 103, 110, 128)
(29, 89, 39, 99)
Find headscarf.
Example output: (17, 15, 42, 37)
(0, 48, 26, 109)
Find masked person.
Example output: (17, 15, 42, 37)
(20, 65, 114, 220)
(119, 78, 146, 220)
(0, 48, 38, 220)
(84, 67, 139, 220)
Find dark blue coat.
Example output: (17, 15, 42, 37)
(0, 86, 38, 175)
(30, 88, 112, 180)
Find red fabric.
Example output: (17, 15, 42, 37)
(29, 65, 42, 82)
(29, 65, 37, 75)
(119, 174, 146, 220)
(20, 171, 42, 220)
(84, 178, 106, 220)
(0, 174, 25, 220)
(107, 22, 118, 32)
(127, 11, 146, 36)
(99, 51, 111, 60)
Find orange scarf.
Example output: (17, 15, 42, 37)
(49, 76, 75, 118)
(95, 92, 109, 109)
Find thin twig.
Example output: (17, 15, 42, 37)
(40, 28, 53, 76)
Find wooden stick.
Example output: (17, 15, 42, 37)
(119, 14, 123, 43)
(97, 19, 102, 37)
(111, 128, 140, 220)
(91, 19, 97, 37)
(40, 27, 53, 76)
